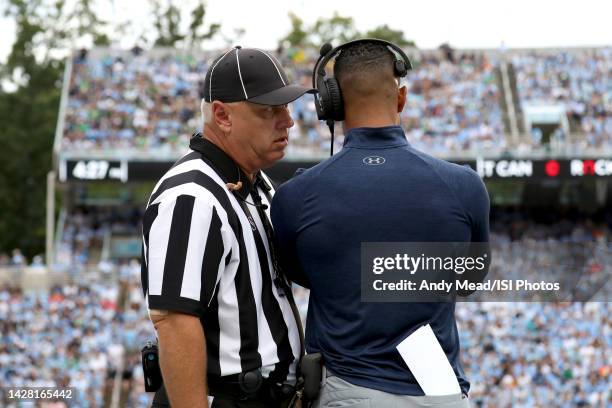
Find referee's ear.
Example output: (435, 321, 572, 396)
(211, 100, 232, 133)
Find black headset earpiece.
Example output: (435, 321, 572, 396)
(313, 44, 332, 122)
(394, 60, 407, 77)
(323, 78, 344, 121)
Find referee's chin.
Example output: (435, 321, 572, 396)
(261, 150, 286, 169)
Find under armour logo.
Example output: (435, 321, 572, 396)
(363, 156, 386, 165)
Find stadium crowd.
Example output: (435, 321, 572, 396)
(2, 216, 609, 408)
(0, 249, 42, 267)
(399, 52, 504, 155)
(512, 48, 612, 149)
(61, 46, 612, 159)
(0, 259, 150, 408)
(460, 302, 610, 407)
(487, 210, 612, 302)
(62, 49, 206, 157)
(0, 282, 123, 407)
(61, 47, 507, 159)
(55, 207, 143, 269)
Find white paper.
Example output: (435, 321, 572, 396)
(396, 324, 461, 396)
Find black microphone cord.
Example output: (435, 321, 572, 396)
(327, 119, 335, 156)
(238, 196, 268, 210)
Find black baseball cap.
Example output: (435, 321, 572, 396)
(203, 46, 315, 105)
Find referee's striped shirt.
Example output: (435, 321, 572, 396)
(141, 134, 301, 383)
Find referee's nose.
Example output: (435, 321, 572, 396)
(276, 105, 294, 130)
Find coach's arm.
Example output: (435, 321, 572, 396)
(271, 176, 311, 289)
(151, 311, 208, 408)
(456, 168, 491, 297)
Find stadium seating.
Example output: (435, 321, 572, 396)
(512, 48, 612, 150)
(62, 49, 208, 158)
(3, 216, 609, 408)
(0, 283, 122, 407)
(60, 46, 612, 159)
(60, 47, 512, 159)
(400, 52, 505, 155)
(55, 207, 143, 269)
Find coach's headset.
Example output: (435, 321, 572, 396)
(312, 38, 413, 155)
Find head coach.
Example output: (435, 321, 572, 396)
(271, 40, 490, 407)
(141, 46, 314, 408)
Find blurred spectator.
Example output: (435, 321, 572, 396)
(10, 249, 26, 266)
(31, 255, 45, 267)
(0, 253, 10, 266)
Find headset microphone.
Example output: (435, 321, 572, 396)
(320, 42, 333, 57)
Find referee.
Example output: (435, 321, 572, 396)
(141, 46, 314, 408)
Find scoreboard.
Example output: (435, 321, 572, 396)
(58, 157, 612, 183)
(472, 158, 612, 179)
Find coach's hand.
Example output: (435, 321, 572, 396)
(152, 311, 208, 408)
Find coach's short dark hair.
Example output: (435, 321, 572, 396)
(333, 41, 396, 86)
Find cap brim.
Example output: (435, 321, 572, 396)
(248, 84, 316, 105)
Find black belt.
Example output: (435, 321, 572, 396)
(208, 371, 295, 402)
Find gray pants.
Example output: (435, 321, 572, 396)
(312, 372, 470, 408)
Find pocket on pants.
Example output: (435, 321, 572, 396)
(317, 376, 371, 408)
(421, 393, 470, 408)
(324, 398, 371, 408)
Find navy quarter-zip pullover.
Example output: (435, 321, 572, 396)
(272, 126, 490, 395)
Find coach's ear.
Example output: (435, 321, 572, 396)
(397, 85, 407, 113)
(212, 101, 232, 133)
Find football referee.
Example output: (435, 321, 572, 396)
(141, 46, 314, 408)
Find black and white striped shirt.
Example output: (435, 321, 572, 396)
(141, 134, 301, 383)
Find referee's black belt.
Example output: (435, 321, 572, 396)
(208, 370, 295, 402)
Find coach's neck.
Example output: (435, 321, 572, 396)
(341, 82, 407, 132)
(343, 107, 400, 131)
